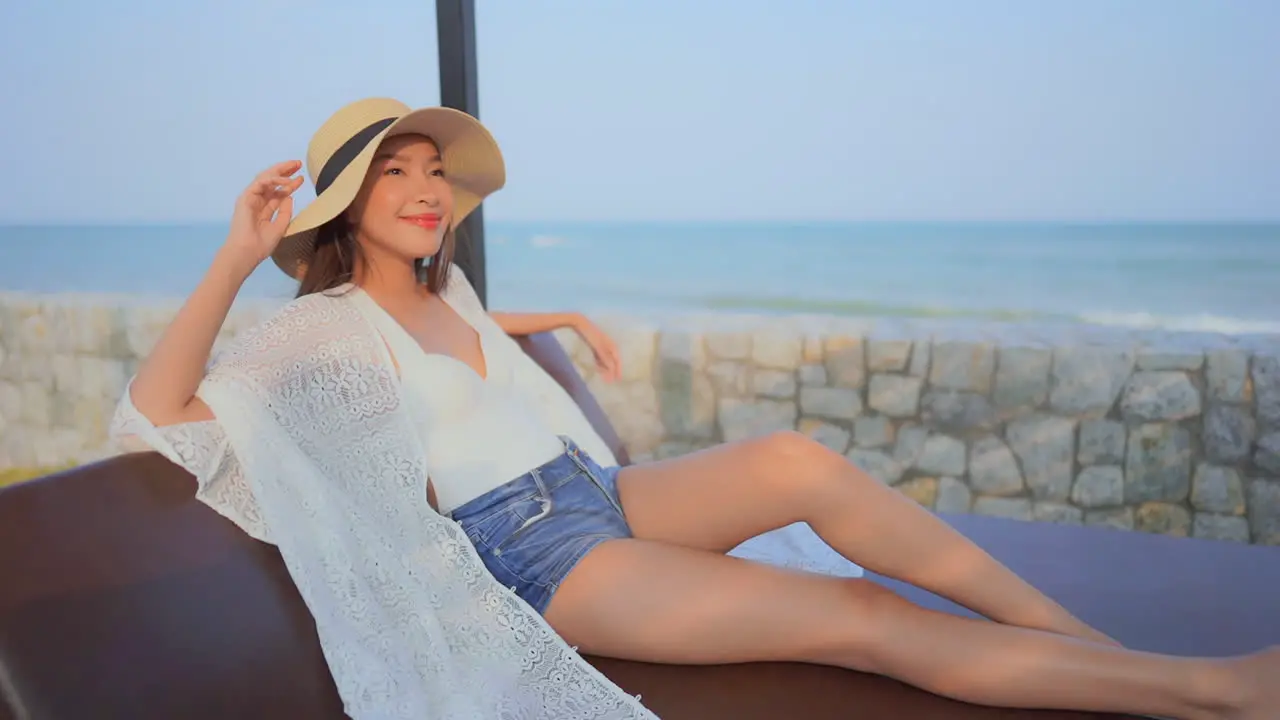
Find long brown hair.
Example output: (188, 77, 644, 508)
(295, 214, 458, 298)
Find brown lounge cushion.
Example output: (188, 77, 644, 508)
(2, 333, 1278, 720)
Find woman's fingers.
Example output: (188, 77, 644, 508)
(252, 174, 305, 199)
(255, 160, 302, 184)
(243, 162, 303, 203)
(598, 340, 621, 382)
(609, 344, 623, 380)
(270, 195, 295, 230)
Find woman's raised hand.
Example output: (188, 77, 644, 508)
(224, 160, 307, 267)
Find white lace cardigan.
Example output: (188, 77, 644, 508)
(110, 268, 658, 719)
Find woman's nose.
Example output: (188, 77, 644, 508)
(416, 185, 440, 207)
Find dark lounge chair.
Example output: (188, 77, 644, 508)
(2, 333, 1278, 720)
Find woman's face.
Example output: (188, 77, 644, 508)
(346, 133, 454, 267)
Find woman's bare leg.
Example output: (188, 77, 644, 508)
(547, 539, 1275, 719)
(616, 431, 1111, 644)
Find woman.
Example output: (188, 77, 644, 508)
(114, 97, 1276, 720)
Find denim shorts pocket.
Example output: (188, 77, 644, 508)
(463, 495, 550, 553)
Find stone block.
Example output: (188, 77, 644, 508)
(916, 434, 966, 476)
(1253, 354, 1280, 429)
(654, 441, 697, 460)
(798, 419, 851, 454)
(1085, 507, 1135, 531)
(797, 364, 827, 386)
(589, 379, 665, 455)
(1255, 432, 1280, 475)
(1192, 513, 1251, 543)
(705, 332, 752, 361)
(15, 303, 54, 355)
(707, 361, 750, 397)
(1124, 422, 1193, 504)
(847, 448, 904, 484)
(1033, 502, 1084, 525)
(1135, 348, 1203, 371)
(823, 336, 866, 389)
(907, 339, 930, 377)
(852, 415, 894, 449)
(921, 389, 996, 431)
(1006, 414, 1076, 501)
(51, 353, 78, 395)
(866, 339, 912, 372)
(867, 374, 922, 418)
(935, 477, 972, 513)
(1205, 348, 1252, 403)
(1202, 403, 1256, 464)
(893, 423, 929, 467)
(752, 331, 804, 370)
(752, 369, 797, 399)
(895, 476, 939, 509)
(717, 398, 798, 443)
(1071, 466, 1124, 508)
(1077, 419, 1126, 465)
(802, 335, 824, 363)
(1134, 502, 1192, 537)
(993, 346, 1052, 410)
(1248, 479, 1280, 545)
(54, 304, 122, 356)
(657, 356, 717, 439)
(973, 497, 1032, 521)
(1049, 345, 1135, 417)
(20, 380, 51, 428)
(967, 436, 1024, 496)
(609, 324, 658, 383)
(1190, 464, 1246, 515)
(0, 424, 36, 468)
(799, 386, 862, 421)
(657, 331, 707, 370)
(929, 341, 995, 393)
(123, 305, 177, 359)
(0, 381, 19, 434)
(1119, 371, 1201, 422)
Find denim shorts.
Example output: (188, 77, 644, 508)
(449, 437, 632, 615)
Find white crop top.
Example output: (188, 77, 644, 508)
(345, 269, 613, 515)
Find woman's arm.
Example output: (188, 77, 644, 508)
(128, 160, 305, 427)
(128, 248, 258, 426)
(490, 310, 622, 383)
(488, 311, 587, 337)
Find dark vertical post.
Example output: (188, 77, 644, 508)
(436, 0, 487, 306)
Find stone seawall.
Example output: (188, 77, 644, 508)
(553, 315, 1280, 547)
(3, 293, 1279, 545)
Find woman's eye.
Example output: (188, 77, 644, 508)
(431, 168, 445, 177)
(385, 167, 403, 176)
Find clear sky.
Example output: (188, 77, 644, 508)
(1, 0, 1277, 223)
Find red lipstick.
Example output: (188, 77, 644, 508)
(402, 213, 441, 229)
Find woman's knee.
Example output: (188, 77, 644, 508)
(752, 430, 842, 468)
(747, 430, 848, 498)
(803, 579, 906, 670)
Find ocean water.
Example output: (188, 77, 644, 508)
(1, 221, 1278, 336)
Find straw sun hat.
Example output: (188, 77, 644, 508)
(271, 97, 506, 279)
